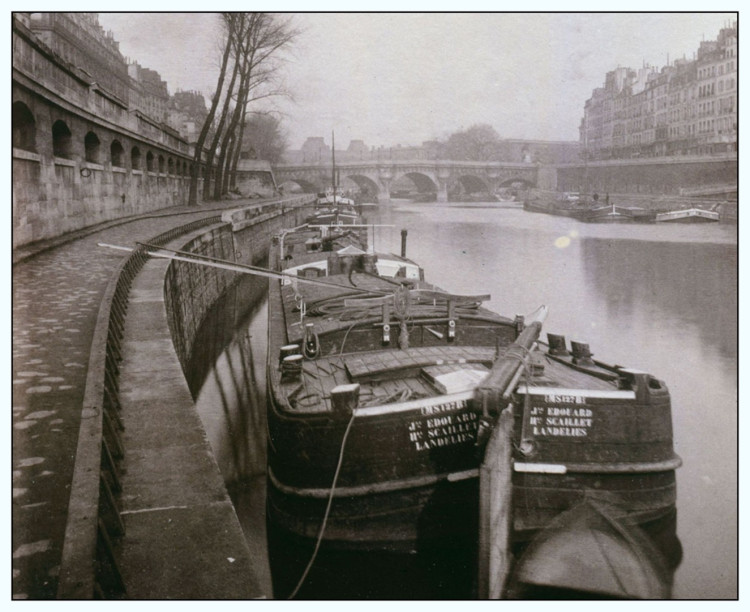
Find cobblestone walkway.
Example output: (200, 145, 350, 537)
(11, 202, 252, 599)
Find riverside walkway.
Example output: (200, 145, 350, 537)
(12, 198, 276, 599)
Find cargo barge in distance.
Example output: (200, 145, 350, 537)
(265, 210, 682, 598)
(524, 194, 657, 223)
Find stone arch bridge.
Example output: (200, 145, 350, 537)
(273, 160, 539, 202)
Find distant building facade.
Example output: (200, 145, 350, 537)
(347, 139, 369, 158)
(168, 90, 209, 143)
(580, 21, 737, 160)
(298, 137, 331, 162)
(27, 12, 131, 103)
(128, 62, 170, 123)
(26, 12, 206, 142)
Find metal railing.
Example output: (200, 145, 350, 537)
(56, 194, 316, 598)
(56, 215, 222, 599)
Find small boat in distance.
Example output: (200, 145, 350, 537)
(582, 203, 635, 223)
(581, 203, 656, 223)
(656, 208, 720, 223)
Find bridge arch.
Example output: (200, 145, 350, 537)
(498, 177, 534, 189)
(449, 174, 491, 197)
(278, 178, 319, 194)
(343, 173, 380, 200)
(392, 171, 439, 196)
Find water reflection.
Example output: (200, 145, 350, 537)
(193, 276, 273, 596)
(579, 239, 737, 361)
(192, 276, 268, 481)
(371, 202, 737, 600)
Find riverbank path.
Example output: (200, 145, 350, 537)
(11, 198, 270, 600)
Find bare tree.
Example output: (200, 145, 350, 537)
(202, 13, 252, 199)
(188, 13, 236, 206)
(211, 13, 298, 199)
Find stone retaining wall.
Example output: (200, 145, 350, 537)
(163, 197, 314, 381)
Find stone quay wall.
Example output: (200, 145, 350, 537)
(163, 197, 315, 380)
(553, 155, 737, 197)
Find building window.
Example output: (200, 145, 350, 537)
(52, 119, 73, 158)
(12, 101, 36, 152)
(158, 155, 165, 173)
(146, 151, 155, 171)
(84, 131, 101, 163)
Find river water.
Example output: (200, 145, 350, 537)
(194, 200, 737, 599)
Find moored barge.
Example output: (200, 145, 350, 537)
(655, 207, 720, 223)
(265, 213, 681, 598)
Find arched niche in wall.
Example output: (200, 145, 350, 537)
(12, 101, 37, 152)
(84, 131, 101, 163)
(110, 140, 125, 167)
(131, 146, 142, 170)
(52, 119, 73, 159)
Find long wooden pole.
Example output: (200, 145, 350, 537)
(475, 306, 547, 599)
(478, 408, 514, 599)
(97, 242, 384, 295)
(101, 240, 473, 302)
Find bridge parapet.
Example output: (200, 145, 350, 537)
(275, 158, 538, 170)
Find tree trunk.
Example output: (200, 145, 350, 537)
(204, 12, 298, 200)
(214, 57, 251, 199)
(221, 133, 236, 196)
(229, 105, 248, 190)
(188, 14, 235, 206)
(202, 15, 249, 200)
(203, 53, 242, 200)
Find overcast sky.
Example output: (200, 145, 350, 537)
(96, 11, 737, 150)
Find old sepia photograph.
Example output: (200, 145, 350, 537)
(11, 8, 738, 601)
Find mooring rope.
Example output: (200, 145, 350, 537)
(287, 410, 357, 599)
